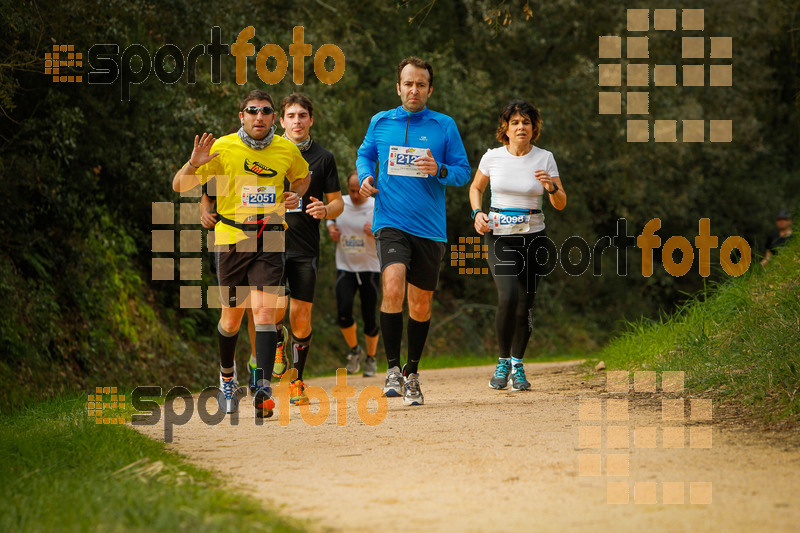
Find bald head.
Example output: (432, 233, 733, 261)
(347, 172, 366, 205)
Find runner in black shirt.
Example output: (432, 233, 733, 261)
(248, 94, 344, 405)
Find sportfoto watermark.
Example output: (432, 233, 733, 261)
(452, 218, 750, 278)
(129, 370, 387, 442)
(53, 26, 345, 100)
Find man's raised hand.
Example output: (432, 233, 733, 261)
(190, 132, 220, 168)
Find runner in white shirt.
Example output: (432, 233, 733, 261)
(468, 100, 567, 391)
(327, 172, 382, 376)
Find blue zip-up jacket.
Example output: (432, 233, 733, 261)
(356, 105, 471, 242)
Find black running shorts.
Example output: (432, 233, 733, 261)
(215, 232, 285, 307)
(280, 255, 319, 303)
(376, 227, 446, 292)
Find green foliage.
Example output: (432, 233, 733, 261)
(1, 0, 799, 409)
(0, 394, 306, 532)
(597, 234, 800, 420)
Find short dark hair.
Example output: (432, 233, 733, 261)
(280, 93, 314, 118)
(397, 56, 433, 87)
(240, 90, 274, 111)
(496, 100, 542, 144)
(347, 171, 359, 186)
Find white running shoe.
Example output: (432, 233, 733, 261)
(383, 366, 404, 397)
(402, 371, 424, 406)
(346, 346, 362, 374)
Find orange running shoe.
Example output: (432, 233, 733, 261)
(254, 385, 275, 418)
(289, 379, 309, 406)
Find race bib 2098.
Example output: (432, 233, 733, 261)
(489, 211, 531, 235)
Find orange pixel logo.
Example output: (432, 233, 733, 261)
(598, 9, 733, 143)
(46, 44, 83, 83)
(87, 386, 126, 424)
(450, 236, 488, 275)
(578, 371, 713, 505)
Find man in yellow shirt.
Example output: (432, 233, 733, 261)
(173, 90, 310, 418)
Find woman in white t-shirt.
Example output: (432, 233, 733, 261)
(468, 100, 567, 391)
(327, 172, 382, 377)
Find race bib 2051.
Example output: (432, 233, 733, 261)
(241, 185, 276, 207)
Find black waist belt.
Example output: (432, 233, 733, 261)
(489, 207, 542, 215)
(218, 214, 284, 238)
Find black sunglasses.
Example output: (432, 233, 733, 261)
(243, 105, 274, 115)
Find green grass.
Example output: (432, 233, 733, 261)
(0, 394, 307, 533)
(595, 237, 800, 420)
(307, 350, 585, 378)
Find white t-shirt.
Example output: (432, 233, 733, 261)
(327, 195, 381, 272)
(478, 145, 559, 233)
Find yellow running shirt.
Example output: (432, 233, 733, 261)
(197, 134, 309, 245)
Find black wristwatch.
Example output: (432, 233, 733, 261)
(437, 164, 448, 179)
(471, 208, 482, 220)
(547, 183, 559, 195)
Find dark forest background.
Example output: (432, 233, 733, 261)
(1, 0, 798, 410)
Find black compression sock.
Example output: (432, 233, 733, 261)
(218, 322, 239, 374)
(405, 317, 430, 376)
(254, 324, 277, 387)
(380, 311, 403, 371)
(292, 332, 312, 380)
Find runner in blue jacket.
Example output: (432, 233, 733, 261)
(357, 56, 471, 406)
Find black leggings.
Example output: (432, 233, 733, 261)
(486, 230, 548, 358)
(336, 270, 380, 337)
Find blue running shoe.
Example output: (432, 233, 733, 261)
(218, 372, 243, 414)
(489, 359, 511, 390)
(510, 364, 531, 391)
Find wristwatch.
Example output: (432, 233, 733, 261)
(437, 165, 448, 179)
(547, 183, 559, 194)
(471, 208, 482, 220)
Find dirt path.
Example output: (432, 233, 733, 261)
(135, 362, 800, 532)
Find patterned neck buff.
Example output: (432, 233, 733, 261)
(285, 134, 313, 152)
(237, 125, 274, 150)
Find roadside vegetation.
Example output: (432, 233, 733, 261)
(596, 237, 800, 421)
(0, 394, 307, 533)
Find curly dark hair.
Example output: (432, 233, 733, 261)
(495, 100, 542, 144)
